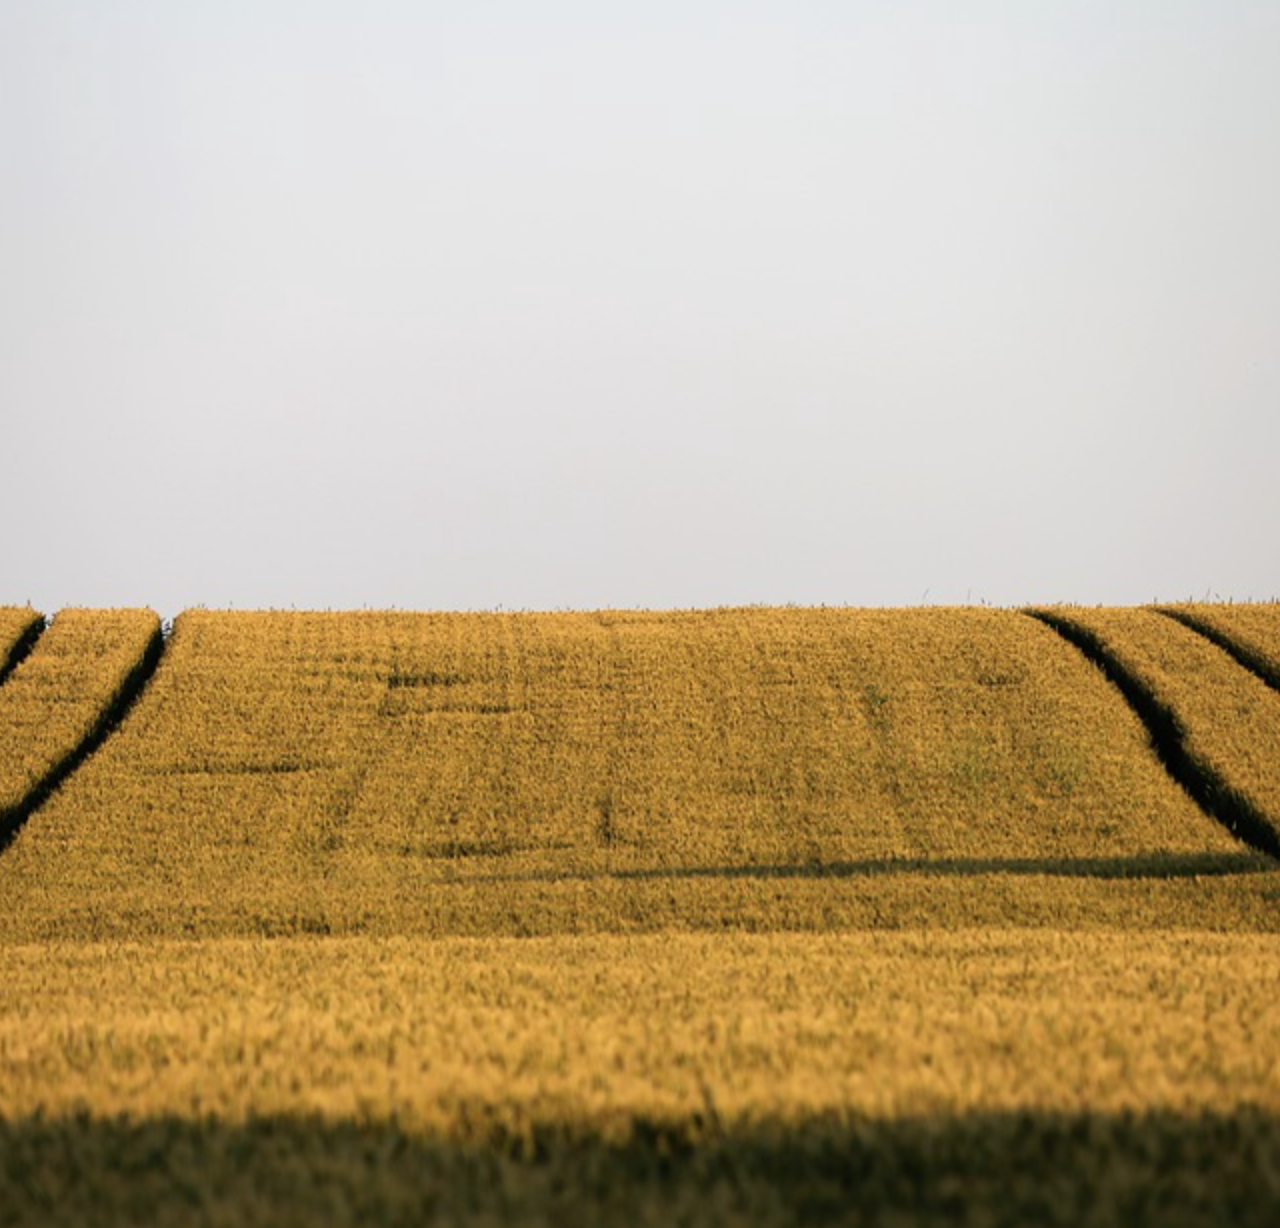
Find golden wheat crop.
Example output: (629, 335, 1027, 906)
(5, 930, 1276, 1124)
(0, 608, 160, 824)
(1033, 607, 1280, 852)
(0, 607, 1264, 941)
(2, 931, 1279, 1227)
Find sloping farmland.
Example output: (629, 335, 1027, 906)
(0, 606, 1270, 941)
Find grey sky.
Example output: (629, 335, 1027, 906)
(3, 1, 1278, 615)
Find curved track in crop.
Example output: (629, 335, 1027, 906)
(0, 621, 167, 856)
(0, 613, 45, 689)
(1025, 609, 1280, 860)
(1156, 607, 1280, 696)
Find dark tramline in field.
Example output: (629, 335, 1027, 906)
(0, 607, 44, 687)
(1158, 602, 1280, 695)
(1030, 606, 1280, 858)
(0, 608, 161, 851)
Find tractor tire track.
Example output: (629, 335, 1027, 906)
(0, 622, 166, 856)
(1155, 607, 1280, 697)
(0, 614, 46, 690)
(1024, 609, 1280, 861)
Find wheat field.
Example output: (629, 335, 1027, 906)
(1, 602, 1278, 1226)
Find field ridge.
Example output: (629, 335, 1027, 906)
(0, 617, 166, 855)
(1024, 608, 1280, 859)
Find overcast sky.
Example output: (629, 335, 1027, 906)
(2, 1, 1278, 616)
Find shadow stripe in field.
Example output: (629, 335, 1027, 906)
(1156, 606, 1280, 696)
(0, 610, 45, 689)
(1025, 609, 1280, 861)
(3, 1108, 1279, 1228)
(422, 849, 1273, 885)
(0, 614, 166, 855)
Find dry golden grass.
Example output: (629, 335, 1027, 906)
(1035, 607, 1280, 852)
(0, 607, 1265, 940)
(0, 608, 159, 822)
(2, 931, 1280, 1226)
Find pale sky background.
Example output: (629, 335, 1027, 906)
(2, 1, 1278, 616)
